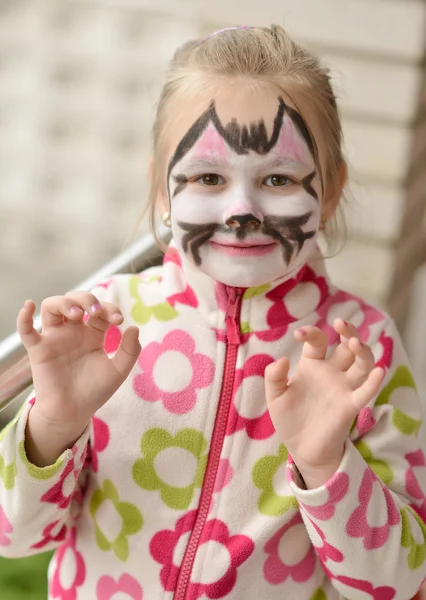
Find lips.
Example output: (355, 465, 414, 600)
(209, 240, 278, 257)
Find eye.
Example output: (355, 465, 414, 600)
(197, 174, 225, 186)
(263, 175, 293, 187)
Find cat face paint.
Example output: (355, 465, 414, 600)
(167, 96, 321, 287)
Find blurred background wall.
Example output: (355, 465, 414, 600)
(1, 0, 426, 395)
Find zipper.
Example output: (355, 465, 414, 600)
(174, 286, 243, 599)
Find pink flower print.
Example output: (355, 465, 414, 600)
(91, 416, 110, 472)
(296, 472, 349, 521)
(96, 573, 143, 600)
(214, 458, 233, 493)
(346, 468, 400, 549)
(133, 330, 215, 414)
(31, 519, 67, 550)
(315, 290, 385, 346)
(310, 522, 343, 564)
(264, 513, 316, 584)
(50, 528, 85, 600)
(257, 265, 328, 342)
(150, 510, 255, 598)
(0, 505, 12, 546)
(163, 248, 198, 308)
(355, 406, 377, 436)
(96, 279, 113, 290)
(226, 354, 275, 440)
(405, 450, 426, 520)
(375, 330, 394, 370)
(335, 575, 396, 600)
(41, 447, 81, 510)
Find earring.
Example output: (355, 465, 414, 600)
(320, 215, 327, 231)
(162, 212, 171, 227)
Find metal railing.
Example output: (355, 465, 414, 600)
(0, 230, 169, 413)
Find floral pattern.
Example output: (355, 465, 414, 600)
(31, 519, 67, 550)
(90, 479, 143, 561)
(133, 330, 215, 414)
(129, 275, 179, 324)
(50, 528, 86, 600)
(0, 505, 12, 546)
(400, 506, 426, 570)
(264, 513, 316, 584)
(132, 428, 208, 510)
(96, 573, 143, 599)
(295, 472, 349, 521)
(346, 468, 400, 549)
(91, 416, 110, 472)
(375, 366, 421, 435)
(405, 449, 426, 519)
(226, 354, 275, 440)
(41, 447, 82, 510)
(252, 444, 298, 517)
(150, 510, 254, 598)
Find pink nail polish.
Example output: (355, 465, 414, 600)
(91, 303, 102, 313)
(297, 328, 307, 336)
(69, 306, 82, 315)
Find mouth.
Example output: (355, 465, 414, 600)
(209, 240, 278, 257)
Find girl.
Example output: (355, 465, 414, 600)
(1, 25, 425, 600)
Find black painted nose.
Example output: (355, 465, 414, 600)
(226, 214, 262, 229)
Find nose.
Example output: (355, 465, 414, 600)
(226, 213, 262, 229)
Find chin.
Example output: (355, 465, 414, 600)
(201, 261, 289, 288)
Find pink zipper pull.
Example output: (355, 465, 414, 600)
(225, 287, 242, 345)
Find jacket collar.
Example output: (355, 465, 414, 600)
(160, 241, 331, 340)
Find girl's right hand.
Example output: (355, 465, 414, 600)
(17, 292, 141, 440)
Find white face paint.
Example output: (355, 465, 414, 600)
(168, 96, 321, 287)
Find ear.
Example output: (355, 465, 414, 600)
(323, 160, 347, 219)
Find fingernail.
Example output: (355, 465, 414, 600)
(91, 303, 102, 313)
(112, 312, 123, 320)
(344, 320, 349, 326)
(297, 328, 307, 336)
(69, 306, 83, 315)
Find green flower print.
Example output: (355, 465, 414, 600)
(243, 284, 271, 299)
(354, 440, 393, 485)
(129, 275, 178, 324)
(376, 366, 421, 435)
(132, 428, 208, 510)
(90, 479, 143, 562)
(0, 453, 16, 489)
(401, 506, 426, 570)
(310, 590, 327, 600)
(252, 444, 298, 517)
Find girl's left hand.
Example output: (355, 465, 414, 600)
(265, 319, 385, 489)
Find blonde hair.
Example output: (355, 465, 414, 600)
(147, 24, 346, 246)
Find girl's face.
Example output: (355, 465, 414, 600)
(164, 83, 322, 287)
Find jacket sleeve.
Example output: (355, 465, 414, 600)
(0, 278, 119, 558)
(0, 397, 91, 557)
(287, 317, 426, 600)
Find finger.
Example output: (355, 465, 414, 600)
(328, 343, 355, 371)
(334, 318, 360, 344)
(295, 326, 329, 360)
(65, 292, 122, 333)
(110, 326, 141, 379)
(17, 300, 42, 349)
(264, 357, 290, 403)
(85, 301, 124, 333)
(40, 296, 85, 329)
(345, 337, 376, 389)
(351, 367, 385, 411)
